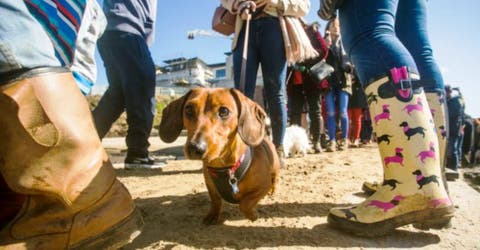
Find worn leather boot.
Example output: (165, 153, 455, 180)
(0, 68, 143, 249)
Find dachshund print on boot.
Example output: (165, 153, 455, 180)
(384, 147, 404, 167)
(412, 170, 440, 189)
(399, 121, 426, 140)
(374, 104, 390, 124)
(402, 97, 424, 115)
(416, 141, 436, 163)
(377, 134, 393, 145)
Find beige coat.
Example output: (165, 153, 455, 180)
(220, 0, 317, 64)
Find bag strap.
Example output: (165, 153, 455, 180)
(239, 13, 251, 93)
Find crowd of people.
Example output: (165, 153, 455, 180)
(0, 0, 475, 249)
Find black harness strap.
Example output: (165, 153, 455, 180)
(207, 147, 253, 204)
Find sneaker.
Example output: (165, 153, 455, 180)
(350, 139, 360, 148)
(124, 155, 166, 169)
(337, 139, 348, 151)
(312, 142, 322, 153)
(326, 140, 336, 152)
(445, 168, 459, 181)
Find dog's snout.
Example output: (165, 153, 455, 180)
(188, 140, 207, 156)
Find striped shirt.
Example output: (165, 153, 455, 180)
(24, 0, 86, 66)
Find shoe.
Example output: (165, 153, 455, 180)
(326, 140, 336, 152)
(320, 134, 328, 149)
(275, 145, 286, 168)
(312, 141, 322, 153)
(328, 70, 453, 237)
(350, 139, 360, 148)
(124, 155, 166, 169)
(337, 138, 348, 151)
(445, 168, 459, 181)
(0, 69, 143, 249)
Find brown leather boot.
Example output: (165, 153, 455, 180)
(0, 177, 25, 230)
(0, 68, 143, 249)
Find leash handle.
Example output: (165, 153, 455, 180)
(239, 13, 251, 94)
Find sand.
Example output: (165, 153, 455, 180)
(103, 137, 480, 250)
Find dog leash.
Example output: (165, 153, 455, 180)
(238, 12, 251, 93)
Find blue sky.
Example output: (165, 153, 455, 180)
(94, 1, 480, 117)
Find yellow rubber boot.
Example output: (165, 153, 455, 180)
(362, 90, 448, 195)
(328, 69, 454, 237)
(0, 69, 143, 249)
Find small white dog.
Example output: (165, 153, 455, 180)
(283, 125, 310, 158)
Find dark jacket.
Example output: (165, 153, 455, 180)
(447, 95, 466, 137)
(325, 36, 352, 94)
(348, 74, 367, 109)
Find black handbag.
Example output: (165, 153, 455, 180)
(309, 60, 334, 82)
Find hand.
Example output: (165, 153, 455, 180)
(238, 1, 256, 20)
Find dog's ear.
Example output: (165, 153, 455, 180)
(230, 88, 266, 146)
(159, 91, 191, 143)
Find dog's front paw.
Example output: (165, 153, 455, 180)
(244, 210, 258, 221)
(203, 212, 220, 225)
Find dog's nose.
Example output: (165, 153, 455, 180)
(188, 141, 207, 156)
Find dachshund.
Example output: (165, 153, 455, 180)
(384, 147, 404, 167)
(417, 141, 436, 163)
(374, 104, 391, 124)
(402, 97, 424, 115)
(399, 121, 426, 140)
(159, 88, 279, 224)
(412, 170, 440, 189)
(377, 134, 393, 145)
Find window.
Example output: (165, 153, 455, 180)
(215, 69, 226, 78)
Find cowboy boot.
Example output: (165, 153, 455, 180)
(362, 88, 450, 195)
(328, 67, 454, 237)
(0, 177, 25, 230)
(0, 68, 143, 249)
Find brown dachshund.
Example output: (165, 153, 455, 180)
(159, 88, 279, 224)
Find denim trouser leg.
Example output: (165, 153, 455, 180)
(325, 89, 349, 140)
(396, 0, 444, 91)
(93, 31, 156, 157)
(339, 0, 418, 85)
(0, 1, 59, 76)
(233, 17, 287, 147)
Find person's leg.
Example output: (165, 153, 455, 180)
(325, 89, 337, 152)
(289, 83, 305, 127)
(306, 84, 322, 152)
(329, 0, 452, 236)
(337, 90, 349, 150)
(95, 31, 156, 160)
(350, 107, 363, 147)
(258, 17, 287, 150)
(0, 3, 142, 248)
(396, 0, 449, 182)
(92, 32, 126, 138)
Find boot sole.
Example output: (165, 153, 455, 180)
(328, 206, 455, 237)
(71, 207, 144, 250)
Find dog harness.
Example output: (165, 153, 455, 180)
(207, 147, 253, 204)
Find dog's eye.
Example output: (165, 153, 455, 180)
(218, 106, 230, 119)
(184, 105, 195, 118)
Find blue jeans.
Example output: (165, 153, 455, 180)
(233, 17, 287, 147)
(339, 0, 443, 91)
(93, 31, 156, 158)
(325, 88, 349, 141)
(447, 134, 462, 171)
(0, 1, 59, 77)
